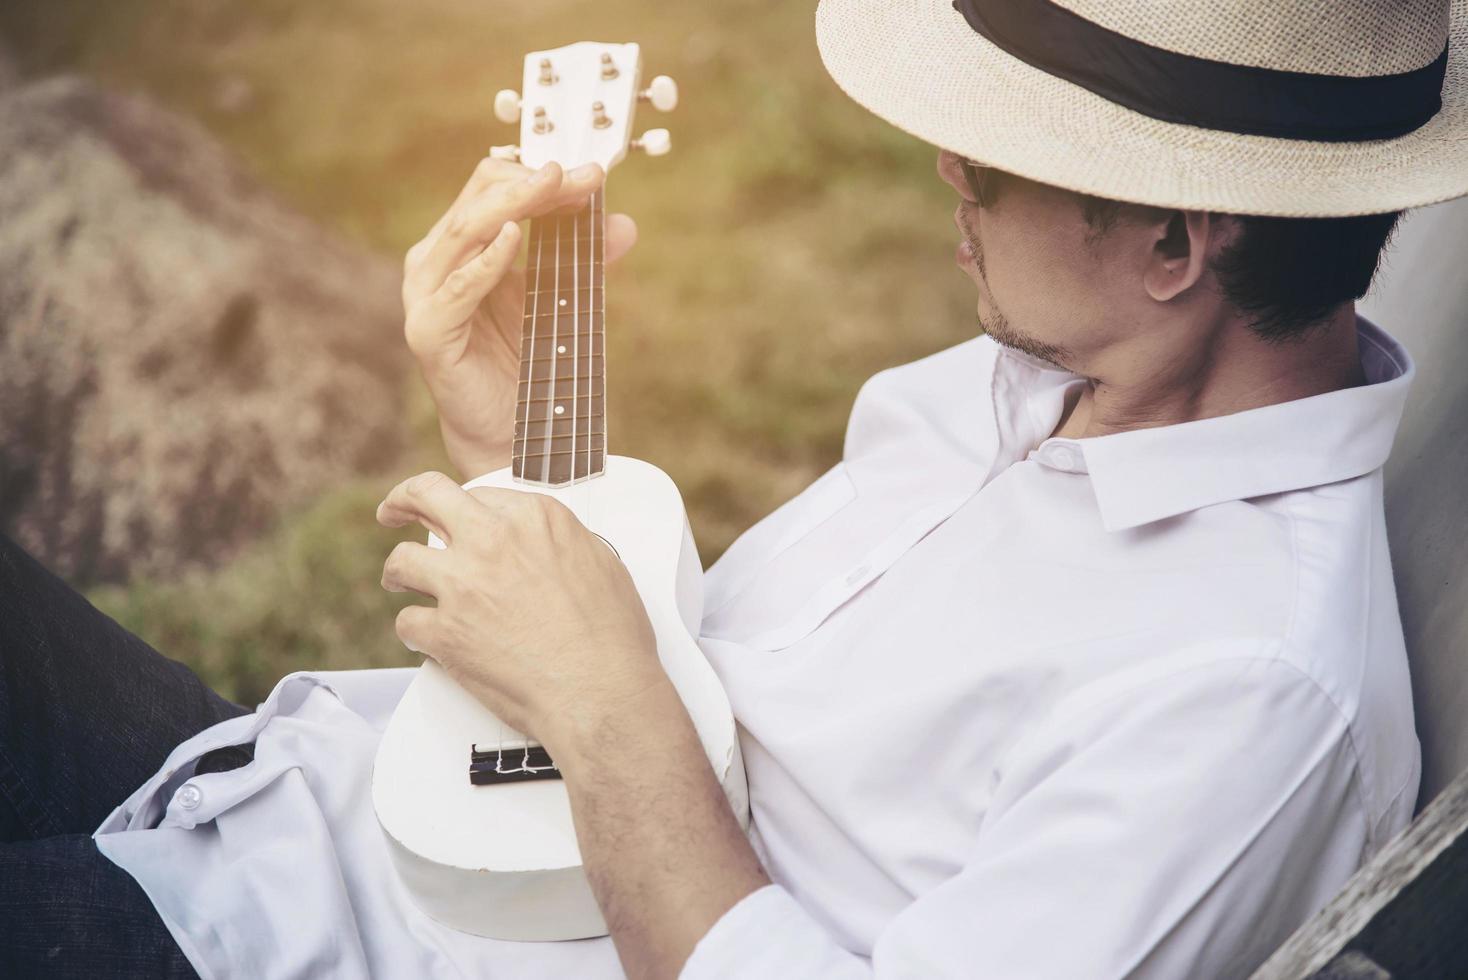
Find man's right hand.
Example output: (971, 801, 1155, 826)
(401, 158, 638, 480)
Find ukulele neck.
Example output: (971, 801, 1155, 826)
(512, 187, 607, 487)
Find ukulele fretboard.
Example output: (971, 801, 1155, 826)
(512, 187, 607, 485)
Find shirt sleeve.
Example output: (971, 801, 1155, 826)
(681, 655, 1370, 979)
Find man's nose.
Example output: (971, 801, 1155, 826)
(936, 150, 967, 195)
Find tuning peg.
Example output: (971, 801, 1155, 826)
(489, 144, 520, 162)
(639, 75, 679, 113)
(633, 128, 672, 157)
(493, 90, 521, 124)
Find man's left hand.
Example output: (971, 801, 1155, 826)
(375, 471, 669, 757)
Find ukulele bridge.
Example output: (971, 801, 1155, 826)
(469, 743, 563, 785)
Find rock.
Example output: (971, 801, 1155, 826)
(0, 76, 408, 584)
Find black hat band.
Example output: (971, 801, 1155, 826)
(952, 0, 1448, 142)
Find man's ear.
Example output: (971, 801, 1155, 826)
(1142, 210, 1212, 302)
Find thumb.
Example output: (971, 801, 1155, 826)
(605, 213, 638, 265)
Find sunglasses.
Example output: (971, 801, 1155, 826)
(959, 157, 998, 208)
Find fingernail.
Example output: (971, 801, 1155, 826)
(569, 163, 600, 180)
(530, 163, 557, 185)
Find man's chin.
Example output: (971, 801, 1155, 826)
(977, 313, 1072, 371)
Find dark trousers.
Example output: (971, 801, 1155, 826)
(0, 531, 249, 978)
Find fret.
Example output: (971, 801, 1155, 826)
(515, 373, 605, 388)
(516, 419, 607, 437)
(516, 413, 607, 428)
(528, 259, 606, 275)
(518, 333, 602, 351)
(528, 222, 601, 252)
(516, 437, 607, 451)
(512, 455, 605, 486)
(515, 365, 605, 384)
(524, 286, 603, 303)
(520, 321, 602, 335)
(519, 381, 604, 399)
(521, 313, 603, 328)
(512, 415, 606, 437)
(521, 310, 604, 324)
(514, 395, 606, 414)
(519, 353, 605, 368)
(513, 443, 607, 460)
(511, 415, 607, 433)
(519, 322, 603, 337)
(517, 346, 602, 362)
(514, 446, 607, 458)
(515, 385, 602, 405)
(522, 253, 604, 271)
(519, 393, 604, 410)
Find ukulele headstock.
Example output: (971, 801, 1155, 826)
(491, 41, 677, 171)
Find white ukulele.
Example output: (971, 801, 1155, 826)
(371, 42, 749, 942)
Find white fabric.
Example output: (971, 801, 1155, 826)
(96, 318, 1420, 979)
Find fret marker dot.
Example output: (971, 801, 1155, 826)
(559, 298, 567, 307)
(554, 405, 565, 415)
(557, 345, 566, 354)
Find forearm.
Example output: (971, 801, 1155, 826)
(556, 679, 770, 979)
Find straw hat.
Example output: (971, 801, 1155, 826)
(815, 0, 1468, 216)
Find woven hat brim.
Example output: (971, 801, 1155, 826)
(816, 0, 1468, 217)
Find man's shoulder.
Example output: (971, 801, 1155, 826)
(1147, 473, 1418, 843)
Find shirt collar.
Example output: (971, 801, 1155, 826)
(1029, 316, 1415, 532)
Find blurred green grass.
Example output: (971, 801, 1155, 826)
(1, 0, 975, 703)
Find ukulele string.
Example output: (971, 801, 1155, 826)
(520, 206, 542, 499)
(572, 181, 581, 524)
(505, 211, 547, 769)
(542, 210, 560, 486)
(589, 186, 599, 535)
(581, 190, 595, 531)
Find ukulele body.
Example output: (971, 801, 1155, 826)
(371, 454, 748, 941)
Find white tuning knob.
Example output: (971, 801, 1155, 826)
(634, 129, 672, 157)
(640, 75, 679, 112)
(493, 89, 522, 124)
(489, 144, 520, 162)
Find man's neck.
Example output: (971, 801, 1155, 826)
(1051, 305, 1367, 440)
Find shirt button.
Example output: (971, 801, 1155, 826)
(176, 784, 203, 811)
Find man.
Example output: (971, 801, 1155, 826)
(2, 0, 1465, 976)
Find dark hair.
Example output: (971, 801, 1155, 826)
(1079, 196, 1402, 342)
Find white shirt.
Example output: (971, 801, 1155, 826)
(96, 318, 1420, 979)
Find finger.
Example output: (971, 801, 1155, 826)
(419, 162, 610, 292)
(395, 604, 437, 655)
(405, 157, 531, 299)
(428, 221, 524, 326)
(381, 540, 450, 597)
(415, 162, 564, 292)
(465, 485, 550, 520)
(420, 157, 532, 258)
(605, 213, 638, 265)
(376, 471, 482, 545)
